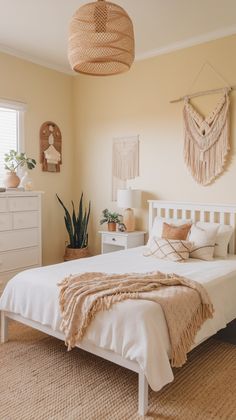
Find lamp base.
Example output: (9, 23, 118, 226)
(123, 208, 135, 232)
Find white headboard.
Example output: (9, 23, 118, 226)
(148, 200, 236, 255)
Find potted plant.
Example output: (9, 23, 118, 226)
(56, 193, 91, 261)
(100, 209, 121, 232)
(4, 150, 36, 188)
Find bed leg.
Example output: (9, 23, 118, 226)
(1, 311, 9, 343)
(138, 371, 149, 416)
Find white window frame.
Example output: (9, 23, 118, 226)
(0, 99, 27, 182)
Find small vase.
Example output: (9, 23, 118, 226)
(108, 222, 116, 232)
(20, 171, 33, 191)
(4, 171, 20, 188)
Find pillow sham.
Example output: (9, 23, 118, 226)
(189, 223, 218, 261)
(162, 222, 192, 240)
(144, 237, 192, 262)
(196, 222, 233, 258)
(147, 217, 192, 247)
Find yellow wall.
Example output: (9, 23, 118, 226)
(0, 52, 74, 265)
(73, 35, 236, 255)
(1, 35, 236, 261)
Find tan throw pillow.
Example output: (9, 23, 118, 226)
(143, 237, 192, 262)
(147, 217, 192, 247)
(162, 222, 192, 240)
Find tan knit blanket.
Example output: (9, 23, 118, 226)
(58, 271, 214, 367)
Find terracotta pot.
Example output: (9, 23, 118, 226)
(4, 171, 20, 188)
(108, 222, 116, 232)
(64, 246, 90, 261)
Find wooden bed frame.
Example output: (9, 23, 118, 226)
(1, 200, 236, 416)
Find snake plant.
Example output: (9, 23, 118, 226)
(56, 193, 91, 249)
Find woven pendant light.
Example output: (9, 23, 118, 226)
(68, 0, 135, 76)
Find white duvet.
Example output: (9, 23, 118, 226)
(1, 246, 236, 391)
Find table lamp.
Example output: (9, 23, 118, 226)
(117, 189, 141, 232)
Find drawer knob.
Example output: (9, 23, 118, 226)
(112, 237, 116, 241)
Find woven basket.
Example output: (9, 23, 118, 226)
(64, 246, 90, 261)
(68, 0, 135, 76)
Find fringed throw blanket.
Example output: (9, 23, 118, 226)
(58, 271, 214, 367)
(183, 89, 230, 185)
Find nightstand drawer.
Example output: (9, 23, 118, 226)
(102, 234, 127, 247)
(99, 230, 146, 254)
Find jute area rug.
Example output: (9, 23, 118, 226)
(0, 321, 235, 420)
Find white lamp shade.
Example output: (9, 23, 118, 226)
(117, 189, 141, 209)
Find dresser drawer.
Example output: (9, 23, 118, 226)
(0, 265, 39, 295)
(13, 211, 39, 229)
(0, 198, 8, 212)
(102, 234, 127, 247)
(0, 213, 12, 231)
(0, 269, 23, 294)
(8, 196, 39, 212)
(0, 228, 39, 252)
(0, 247, 39, 273)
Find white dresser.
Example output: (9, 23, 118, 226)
(0, 191, 42, 295)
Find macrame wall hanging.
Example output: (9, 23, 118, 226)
(183, 89, 230, 185)
(112, 135, 139, 200)
(171, 62, 236, 186)
(40, 122, 62, 172)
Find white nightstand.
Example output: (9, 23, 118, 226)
(99, 230, 146, 254)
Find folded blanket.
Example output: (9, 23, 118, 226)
(58, 271, 214, 367)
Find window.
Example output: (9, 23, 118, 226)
(0, 100, 25, 185)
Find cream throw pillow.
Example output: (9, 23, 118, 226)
(196, 222, 233, 258)
(189, 224, 218, 261)
(144, 237, 192, 262)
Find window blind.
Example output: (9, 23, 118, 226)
(0, 107, 19, 185)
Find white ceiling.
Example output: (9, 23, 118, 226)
(0, 0, 235, 74)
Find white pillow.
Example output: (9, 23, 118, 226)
(189, 223, 218, 261)
(196, 222, 233, 258)
(144, 237, 192, 262)
(148, 217, 192, 247)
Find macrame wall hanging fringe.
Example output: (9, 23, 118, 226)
(112, 136, 139, 200)
(183, 89, 230, 185)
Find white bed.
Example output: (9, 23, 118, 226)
(1, 200, 236, 416)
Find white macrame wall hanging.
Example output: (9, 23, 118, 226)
(112, 135, 139, 200)
(170, 62, 235, 186)
(183, 89, 230, 185)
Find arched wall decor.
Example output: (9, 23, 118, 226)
(40, 122, 62, 172)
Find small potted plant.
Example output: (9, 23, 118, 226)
(100, 209, 121, 232)
(4, 150, 36, 188)
(56, 193, 91, 261)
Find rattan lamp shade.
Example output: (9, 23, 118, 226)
(68, 0, 135, 76)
